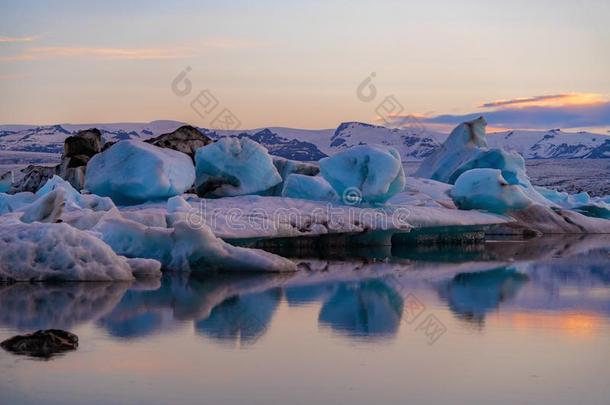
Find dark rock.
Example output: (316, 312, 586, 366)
(1, 329, 78, 358)
(66, 154, 91, 168)
(63, 128, 102, 158)
(56, 158, 87, 190)
(9, 165, 56, 193)
(145, 125, 212, 160)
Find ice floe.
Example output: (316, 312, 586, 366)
(85, 140, 195, 204)
(281, 174, 339, 202)
(320, 145, 405, 204)
(450, 169, 534, 214)
(0, 222, 159, 281)
(194, 137, 282, 197)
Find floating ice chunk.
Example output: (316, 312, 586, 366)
(85, 140, 195, 204)
(537, 186, 610, 219)
(92, 210, 296, 273)
(0, 172, 11, 193)
(0, 222, 138, 281)
(269, 156, 320, 195)
(0, 192, 36, 215)
(167, 195, 192, 213)
(387, 177, 455, 208)
(447, 148, 529, 185)
(536, 187, 589, 207)
(20, 188, 66, 223)
(415, 117, 557, 209)
(194, 137, 282, 197)
(415, 117, 535, 186)
(281, 174, 338, 202)
(450, 169, 534, 214)
(319, 145, 405, 204)
(125, 258, 163, 279)
(415, 117, 488, 182)
(169, 219, 297, 273)
(91, 212, 174, 265)
(37, 175, 115, 212)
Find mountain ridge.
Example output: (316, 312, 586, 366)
(1, 121, 609, 161)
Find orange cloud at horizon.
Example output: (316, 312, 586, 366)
(0, 46, 193, 62)
(480, 93, 608, 110)
(0, 35, 39, 43)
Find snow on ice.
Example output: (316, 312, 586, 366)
(85, 140, 195, 204)
(195, 137, 282, 197)
(320, 145, 406, 204)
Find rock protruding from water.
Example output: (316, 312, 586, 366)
(145, 125, 212, 160)
(0, 329, 78, 358)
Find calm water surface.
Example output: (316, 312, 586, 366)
(1, 236, 610, 405)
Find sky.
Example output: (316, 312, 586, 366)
(0, 0, 609, 132)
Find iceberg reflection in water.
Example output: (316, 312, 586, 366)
(1, 236, 610, 405)
(1, 235, 609, 343)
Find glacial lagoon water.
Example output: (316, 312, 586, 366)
(1, 236, 610, 405)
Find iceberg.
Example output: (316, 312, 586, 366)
(0, 222, 160, 281)
(91, 204, 296, 272)
(537, 186, 610, 219)
(319, 145, 405, 204)
(416, 117, 556, 208)
(37, 175, 115, 212)
(269, 156, 320, 195)
(194, 137, 282, 197)
(0, 172, 11, 193)
(0, 192, 36, 215)
(281, 174, 339, 202)
(415, 117, 537, 190)
(415, 117, 488, 183)
(85, 140, 195, 204)
(20, 188, 66, 223)
(450, 169, 534, 214)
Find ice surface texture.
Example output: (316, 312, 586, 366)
(0, 222, 155, 281)
(450, 169, 534, 214)
(85, 140, 195, 204)
(319, 145, 406, 204)
(281, 174, 338, 202)
(195, 137, 282, 197)
(92, 198, 296, 273)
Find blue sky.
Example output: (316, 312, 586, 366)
(1, 0, 609, 131)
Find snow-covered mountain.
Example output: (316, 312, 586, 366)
(0, 120, 185, 154)
(486, 129, 610, 159)
(1, 120, 609, 161)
